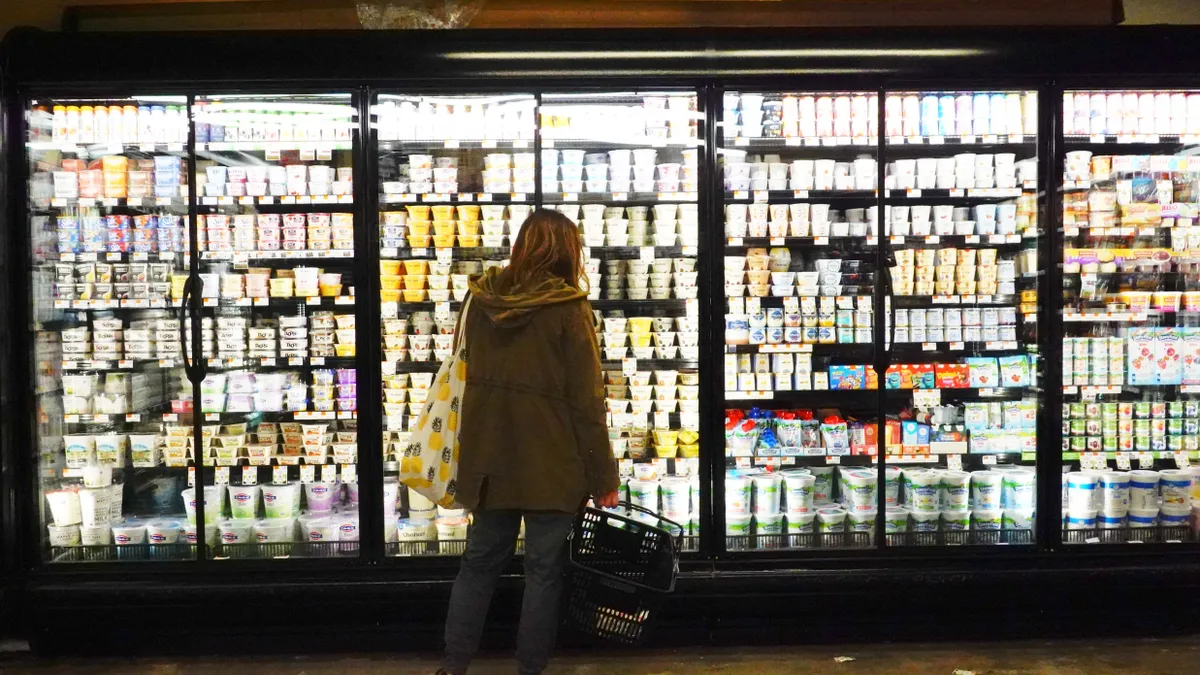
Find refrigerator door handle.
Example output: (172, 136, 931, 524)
(178, 274, 204, 384)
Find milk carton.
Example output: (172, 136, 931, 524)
(1155, 327, 1183, 385)
(1126, 327, 1158, 385)
(1181, 328, 1200, 385)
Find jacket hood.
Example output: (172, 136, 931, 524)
(468, 267, 586, 327)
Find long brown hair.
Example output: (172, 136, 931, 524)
(507, 209, 586, 290)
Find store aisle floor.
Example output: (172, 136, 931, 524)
(3, 637, 1200, 675)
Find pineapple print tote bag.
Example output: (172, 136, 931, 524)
(400, 295, 471, 509)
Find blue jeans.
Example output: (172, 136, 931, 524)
(443, 510, 576, 675)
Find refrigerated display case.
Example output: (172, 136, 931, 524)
(29, 95, 197, 561)
(189, 93, 362, 558)
(880, 89, 1042, 546)
(375, 92, 537, 555)
(12, 24, 1200, 652)
(1059, 89, 1200, 545)
(719, 90, 882, 551)
(541, 91, 704, 551)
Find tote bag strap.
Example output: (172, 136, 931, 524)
(452, 294, 473, 352)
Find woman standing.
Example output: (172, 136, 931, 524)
(438, 209, 620, 675)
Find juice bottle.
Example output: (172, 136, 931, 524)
(52, 104, 67, 143)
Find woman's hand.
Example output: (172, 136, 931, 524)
(594, 491, 620, 508)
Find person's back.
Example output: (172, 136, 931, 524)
(438, 210, 619, 675)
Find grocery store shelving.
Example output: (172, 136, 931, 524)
(725, 236, 876, 250)
(198, 141, 353, 152)
(198, 196, 353, 210)
(44, 196, 187, 209)
(542, 192, 699, 205)
(380, 193, 529, 206)
(199, 250, 355, 262)
(724, 189, 877, 203)
(379, 139, 533, 150)
(541, 138, 702, 149)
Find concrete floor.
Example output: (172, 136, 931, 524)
(3, 638, 1200, 675)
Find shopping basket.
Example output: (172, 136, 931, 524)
(562, 503, 684, 645)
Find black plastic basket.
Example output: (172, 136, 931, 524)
(563, 503, 683, 645)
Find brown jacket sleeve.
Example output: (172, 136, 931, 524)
(564, 302, 621, 498)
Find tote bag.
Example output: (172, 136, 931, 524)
(399, 295, 472, 509)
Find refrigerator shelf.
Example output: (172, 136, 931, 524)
(542, 138, 701, 149)
(885, 233, 1031, 248)
(543, 192, 698, 205)
(196, 410, 358, 423)
(1064, 525, 1195, 545)
(726, 531, 873, 551)
(724, 190, 877, 204)
(199, 250, 355, 263)
(726, 387, 1031, 403)
(727, 136, 876, 149)
(380, 192, 529, 206)
(199, 195, 354, 210)
(198, 141, 353, 152)
(51, 251, 186, 263)
(599, 359, 699, 371)
(885, 133, 1038, 149)
(1063, 133, 1200, 147)
(382, 246, 510, 260)
(204, 356, 356, 369)
(63, 404, 171, 426)
(726, 236, 876, 250)
(44, 196, 186, 209)
(892, 293, 1018, 307)
(886, 188, 1029, 201)
(1060, 450, 1197, 463)
(379, 139, 532, 150)
(28, 141, 188, 155)
(190, 296, 356, 309)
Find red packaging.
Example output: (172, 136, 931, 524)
(935, 363, 971, 388)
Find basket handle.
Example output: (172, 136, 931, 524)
(619, 501, 686, 540)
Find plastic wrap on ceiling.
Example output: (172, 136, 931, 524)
(357, 0, 483, 28)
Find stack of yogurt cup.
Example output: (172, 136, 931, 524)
(1064, 469, 1193, 542)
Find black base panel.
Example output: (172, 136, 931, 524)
(20, 557, 1200, 656)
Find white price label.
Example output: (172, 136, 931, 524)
(188, 467, 196, 487)
(622, 358, 638, 376)
(680, 412, 700, 431)
(436, 247, 453, 263)
(686, 299, 699, 319)
(1175, 452, 1191, 469)
(299, 148, 315, 161)
(913, 389, 941, 408)
(640, 247, 656, 263)
(654, 411, 671, 429)
(214, 467, 230, 484)
(1138, 452, 1155, 469)
(300, 465, 316, 483)
(1116, 452, 1133, 471)
(826, 456, 841, 464)
(745, 297, 762, 315)
(273, 466, 289, 484)
(321, 465, 337, 482)
(981, 455, 997, 465)
(341, 465, 357, 483)
(946, 455, 963, 472)
(242, 466, 258, 485)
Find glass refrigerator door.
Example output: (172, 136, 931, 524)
(375, 93, 537, 555)
(1060, 90, 1200, 544)
(883, 89, 1040, 546)
(720, 90, 881, 551)
(541, 91, 703, 552)
(30, 96, 195, 561)
(191, 93, 360, 558)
